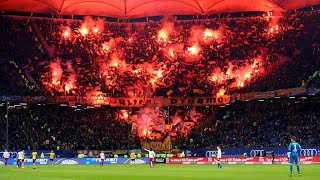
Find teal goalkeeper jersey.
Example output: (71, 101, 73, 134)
(288, 142, 301, 157)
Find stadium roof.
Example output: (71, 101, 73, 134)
(0, 0, 319, 18)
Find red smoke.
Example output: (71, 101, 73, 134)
(209, 57, 264, 88)
(78, 17, 105, 37)
(50, 58, 63, 85)
(157, 22, 174, 43)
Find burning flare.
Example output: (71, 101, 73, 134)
(188, 45, 201, 55)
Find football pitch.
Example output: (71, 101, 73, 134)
(1, 164, 320, 180)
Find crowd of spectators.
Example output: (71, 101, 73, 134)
(0, 61, 33, 95)
(0, 16, 46, 96)
(0, 16, 45, 63)
(0, 106, 139, 150)
(1, 10, 319, 97)
(0, 103, 210, 150)
(190, 97, 320, 149)
(1, 97, 319, 150)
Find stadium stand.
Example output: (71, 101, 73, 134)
(0, 9, 320, 150)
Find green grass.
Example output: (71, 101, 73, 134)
(0, 164, 320, 180)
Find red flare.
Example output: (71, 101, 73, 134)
(79, 26, 89, 36)
(158, 29, 168, 42)
(188, 45, 200, 55)
(63, 30, 70, 38)
(93, 27, 99, 33)
(217, 88, 226, 97)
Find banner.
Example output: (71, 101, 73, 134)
(166, 156, 320, 164)
(275, 89, 291, 96)
(141, 142, 172, 151)
(3, 157, 319, 165)
(2, 147, 319, 160)
(109, 96, 230, 107)
(53, 95, 110, 106)
(166, 157, 211, 164)
(1, 158, 49, 165)
(254, 91, 275, 99)
(284, 87, 307, 96)
(0, 96, 46, 103)
(0, 96, 24, 102)
(240, 87, 307, 101)
(187, 147, 320, 157)
(239, 93, 254, 101)
(109, 97, 163, 107)
(0, 87, 310, 106)
(23, 96, 46, 103)
(77, 150, 112, 158)
(164, 96, 230, 107)
(1, 158, 150, 165)
(219, 156, 320, 164)
(155, 158, 166, 163)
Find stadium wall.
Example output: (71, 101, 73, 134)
(165, 157, 320, 165)
(0, 158, 151, 165)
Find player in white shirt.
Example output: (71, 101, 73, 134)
(17, 150, 24, 168)
(217, 146, 222, 169)
(2, 149, 10, 167)
(99, 151, 105, 166)
(144, 148, 156, 168)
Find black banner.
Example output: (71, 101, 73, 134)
(155, 158, 166, 163)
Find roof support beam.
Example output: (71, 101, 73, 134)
(124, 0, 127, 16)
(280, 0, 289, 7)
(194, 0, 205, 14)
(267, 0, 286, 10)
(59, 0, 66, 13)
